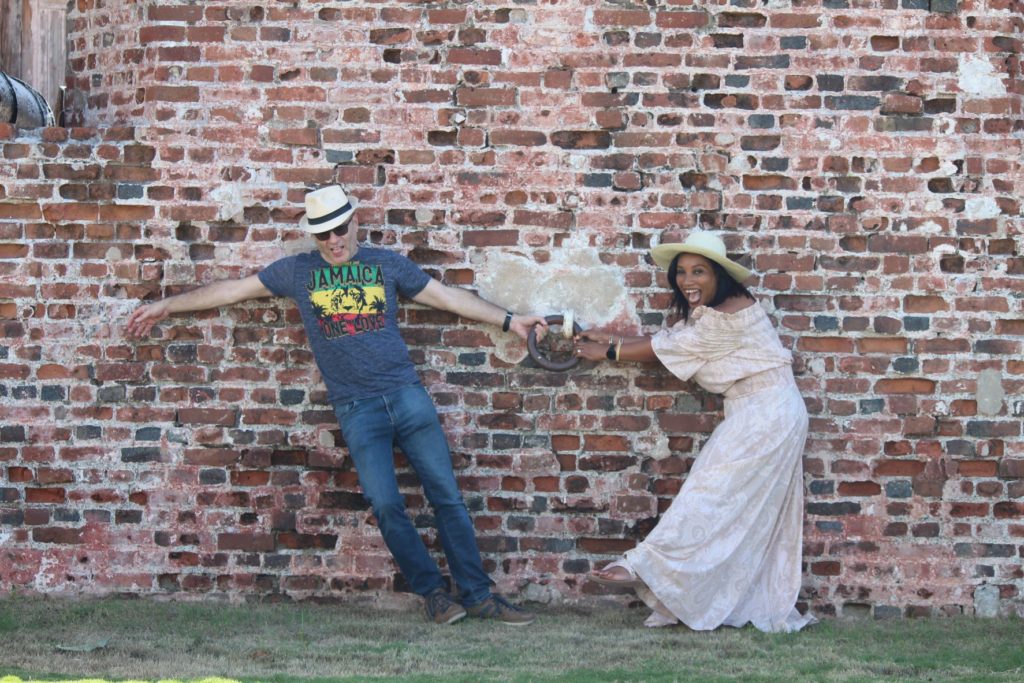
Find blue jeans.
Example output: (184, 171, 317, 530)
(333, 383, 492, 607)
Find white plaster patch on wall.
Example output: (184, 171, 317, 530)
(522, 581, 559, 605)
(918, 221, 944, 234)
(476, 234, 639, 329)
(514, 448, 560, 474)
(974, 584, 1001, 618)
(728, 155, 754, 174)
(636, 433, 671, 460)
(210, 183, 246, 222)
(427, 230, 460, 251)
(475, 233, 641, 362)
(953, 274, 980, 295)
(33, 555, 59, 592)
(164, 262, 198, 284)
(817, 130, 842, 151)
(938, 160, 959, 176)
(976, 369, 1004, 416)
(958, 56, 1007, 98)
(318, 429, 336, 448)
(964, 196, 1001, 220)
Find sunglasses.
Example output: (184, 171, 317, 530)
(313, 220, 351, 241)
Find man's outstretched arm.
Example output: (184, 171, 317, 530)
(125, 274, 272, 338)
(411, 279, 547, 341)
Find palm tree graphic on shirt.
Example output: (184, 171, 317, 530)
(308, 264, 386, 338)
(349, 285, 368, 311)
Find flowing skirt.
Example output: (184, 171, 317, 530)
(622, 376, 815, 633)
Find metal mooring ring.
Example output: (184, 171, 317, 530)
(527, 314, 584, 371)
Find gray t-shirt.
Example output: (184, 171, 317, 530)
(258, 247, 431, 402)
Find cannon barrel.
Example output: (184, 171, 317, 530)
(0, 70, 55, 128)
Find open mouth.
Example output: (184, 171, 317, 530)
(683, 288, 702, 305)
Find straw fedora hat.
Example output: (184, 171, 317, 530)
(298, 185, 356, 234)
(650, 231, 754, 283)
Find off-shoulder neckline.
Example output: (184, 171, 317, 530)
(711, 300, 757, 316)
(695, 301, 761, 318)
(682, 303, 763, 329)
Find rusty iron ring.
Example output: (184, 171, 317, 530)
(527, 314, 584, 371)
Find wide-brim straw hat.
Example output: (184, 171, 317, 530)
(298, 185, 356, 234)
(650, 231, 754, 283)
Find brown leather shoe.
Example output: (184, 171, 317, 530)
(424, 587, 467, 625)
(466, 595, 536, 626)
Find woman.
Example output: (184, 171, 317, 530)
(574, 231, 814, 633)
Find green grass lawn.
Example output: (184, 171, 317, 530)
(0, 596, 1022, 682)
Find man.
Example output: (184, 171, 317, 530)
(126, 185, 547, 625)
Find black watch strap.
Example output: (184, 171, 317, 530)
(502, 311, 513, 332)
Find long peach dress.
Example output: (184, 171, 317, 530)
(620, 302, 815, 633)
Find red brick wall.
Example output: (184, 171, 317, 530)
(1, 0, 1022, 617)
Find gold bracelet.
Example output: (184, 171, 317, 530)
(614, 338, 623, 361)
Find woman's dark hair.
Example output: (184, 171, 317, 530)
(667, 253, 754, 321)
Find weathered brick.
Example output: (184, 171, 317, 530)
(874, 379, 936, 394)
(490, 130, 546, 146)
(139, 25, 185, 43)
(594, 10, 651, 26)
(719, 12, 767, 28)
(455, 88, 516, 107)
(462, 230, 518, 247)
(655, 11, 709, 29)
(218, 533, 275, 551)
(743, 175, 796, 191)
(32, 528, 85, 544)
(369, 28, 411, 45)
(0, 0, 1013, 622)
(144, 85, 199, 102)
(176, 409, 238, 427)
(448, 48, 502, 65)
(837, 481, 881, 496)
(551, 131, 611, 149)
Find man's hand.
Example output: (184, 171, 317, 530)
(122, 275, 271, 340)
(125, 300, 171, 339)
(508, 314, 548, 342)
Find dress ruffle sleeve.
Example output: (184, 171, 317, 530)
(650, 308, 745, 383)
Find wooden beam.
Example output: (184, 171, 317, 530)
(24, 0, 68, 120)
(0, 0, 25, 77)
